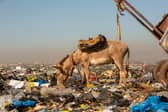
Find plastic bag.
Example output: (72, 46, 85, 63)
(131, 96, 168, 112)
(12, 99, 36, 107)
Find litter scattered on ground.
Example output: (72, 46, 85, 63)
(0, 63, 168, 112)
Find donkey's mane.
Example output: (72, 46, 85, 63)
(59, 54, 69, 65)
(58, 50, 76, 65)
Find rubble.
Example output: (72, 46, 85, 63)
(0, 63, 167, 112)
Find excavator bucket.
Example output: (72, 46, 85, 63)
(156, 14, 168, 34)
(153, 14, 168, 40)
(156, 14, 168, 53)
(160, 27, 168, 53)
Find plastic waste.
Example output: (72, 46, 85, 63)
(40, 83, 50, 87)
(2, 63, 168, 111)
(12, 99, 36, 107)
(15, 66, 22, 71)
(26, 75, 38, 82)
(89, 73, 97, 81)
(38, 79, 47, 86)
(14, 92, 26, 100)
(9, 79, 25, 89)
(131, 96, 168, 112)
(26, 79, 48, 88)
(80, 104, 90, 110)
(40, 87, 73, 96)
(103, 105, 116, 112)
(0, 95, 12, 111)
(27, 82, 39, 88)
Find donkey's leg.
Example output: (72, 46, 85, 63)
(83, 63, 90, 86)
(77, 65, 85, 83)
(113, 57, 127, 86)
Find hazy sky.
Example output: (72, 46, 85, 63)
(0, 0, 167, 64)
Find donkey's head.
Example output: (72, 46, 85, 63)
(54, 64, 67, 86)
(54, 54, 76, 87)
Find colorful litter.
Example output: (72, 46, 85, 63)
(0, 63, 168, 111)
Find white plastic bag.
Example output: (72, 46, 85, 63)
(9, 79, 25, 89)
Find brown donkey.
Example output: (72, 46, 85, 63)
(55, 36, 130, 87)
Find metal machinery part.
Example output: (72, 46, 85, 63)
(113, 0, 168, 86)
(113, 0, 168, 53)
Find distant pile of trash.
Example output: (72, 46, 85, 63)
(0, 63, 168, 112)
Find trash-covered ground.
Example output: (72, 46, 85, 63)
(0, 63, 168, 112)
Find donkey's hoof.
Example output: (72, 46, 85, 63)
(117, 83, 126, 89)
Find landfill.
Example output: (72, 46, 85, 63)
(0, 63, 168, 112)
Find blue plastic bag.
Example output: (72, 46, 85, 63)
(131, 96, 168, 112)
(12, 99, 36, 107)
(38, 79, 47, 86)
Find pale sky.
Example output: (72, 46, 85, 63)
(0, 0, 167, 64)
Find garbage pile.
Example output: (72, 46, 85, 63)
(0, 63, 168, 112)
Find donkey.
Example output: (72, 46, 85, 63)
(55, 35, 130, 87)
